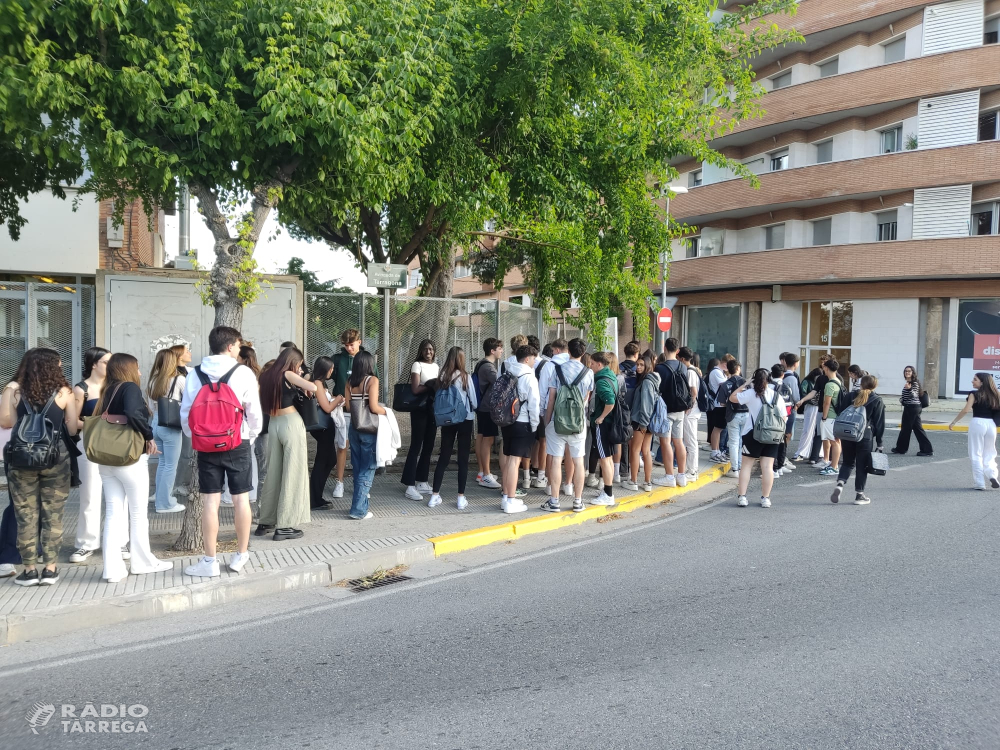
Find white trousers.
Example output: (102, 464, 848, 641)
(683, 411, 700, 476)
(794, 405, 819, 458)
(968, 418, 999, 488)
(75, 451, 104, 550)
(99, 456, 163, 580)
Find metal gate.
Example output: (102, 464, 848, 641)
(0, 282, 95, 386)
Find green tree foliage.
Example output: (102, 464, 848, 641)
(0, 0, 464, 327)
(281, 0, 800, 338)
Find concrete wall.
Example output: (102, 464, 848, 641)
(850, 298, 919, 393)
(760, 301, 803, 364)
(0, 190, 100, 275)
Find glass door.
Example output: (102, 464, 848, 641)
(800, 301, 852, 373)
(33, 289, 82, 385)
(686, 305, 742, 367)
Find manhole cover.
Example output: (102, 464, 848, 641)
(347, 574, 414, 593)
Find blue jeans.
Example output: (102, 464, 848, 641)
(152, 414, 183, 511)
(348, 425, 377, 518)
(727, 412, 749, 471)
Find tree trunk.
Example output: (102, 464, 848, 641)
(209, 237, 247, 330)
(172, 451, 203, 551)
(425, 254, 455, 356)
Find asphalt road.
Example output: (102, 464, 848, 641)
(2, 430, 999, 750)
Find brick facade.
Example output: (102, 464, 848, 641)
(98, 198, 164, 270)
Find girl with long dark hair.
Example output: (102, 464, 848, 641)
(428, 346, 477, 510)
(401, 339, 438, 501)
(893, 365, 933, 456)
(344, 351, 385, 519)
(0, 348, 79, 585)
(624, 352, 658, 492)
(950, 373, 1000, 490)
(237, 345, 267, 489)
(730, 368, 787, 508)
(146, 348, 186, 514)
(255, 347, 315, 541)
(308, 356, 345, 510)
(830, 375, 886, 506)
(94, 353, 171, 583)
(69, 346, 111, 563)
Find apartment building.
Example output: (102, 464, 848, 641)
(665, 0, 1000, 397)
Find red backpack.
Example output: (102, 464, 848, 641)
(189, 364, 245, 452)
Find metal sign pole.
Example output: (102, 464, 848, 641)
(382, 287, 390, 400)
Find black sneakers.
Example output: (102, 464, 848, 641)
(40, 568, 59, 585)
(853, 493, 871, 505)
(253, 524, 275, 537)
(990, 477, 1000, 489)
(14, 569, 40, 586)
(273, 528, 304, 541)
(830, 483, 843, 504)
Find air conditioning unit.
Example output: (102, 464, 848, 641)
(106, 218, 124, 248)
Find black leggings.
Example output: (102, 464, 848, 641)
(402, 408, 436, 486)
(433, 420, 473, 494)
(896, 404, 933, 454)
(837, 439, 872, 492)
(309, 428, 337, 507)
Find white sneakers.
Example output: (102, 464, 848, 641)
(331, 481, 345, 498)
(676, 473, 688, 487)
(501, 497, 528, 514)
(530, 476, 548, 489)
(185, 556, 221, 578)
(653, 474, 676, 487)
(590, 493, 616, 507)
(415, 481, 433, 494)
(0, 563, 16, 577)
(760, 497, 771, 508)
(478, 474, 502, 489)
(456, 495, 468, 510)
(220, 495, 233, 505)
(404, 486, 424, 501)
(642, 482, 653, 492)
(155, 503, 186, 514)
(520, 477, 532, 490)
(621, 480, 639, 492)
(69, 548, 96, 563)
(561, 483, 574, 497)
(229, 551, 250, 572)
(428, 494, 443, 508)
(726, 469, 739, 478)
(737, 495, 749, 507)
(585, 475, 600, 488)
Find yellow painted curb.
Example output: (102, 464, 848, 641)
(904, 423, 999, 433)
(428, 461, 731, 556)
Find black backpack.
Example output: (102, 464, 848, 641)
(659, 362, 694, 412)
(832, 377, 854, 415)
(696, 375, 710, 413)
(605, 383, 634, 445)
(4, 392, 63, 470)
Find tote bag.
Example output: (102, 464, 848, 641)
(156, 375, 182, 429)
(351, 377, 379, 434)
(83, 384, 145, 467)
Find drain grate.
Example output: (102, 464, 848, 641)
(347, 574, 414, 593)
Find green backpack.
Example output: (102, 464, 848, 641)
(553, 364, 588, 435)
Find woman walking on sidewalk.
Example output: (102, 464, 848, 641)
(0, 348, 79, 586)
(428, 346, 477, 510)
(94, 354, 172, 583)
(69, 346, 110, 563)
(893, 365, 933, 457)
(830, 375, 885, 506)
(308, 356, 345, 510)
(949, 373, 1000, 490)
(344, 351, 385, 519)
(256, 347, 315, 541)
(401, 339, 438, 501)
(146, 347, 186, 514)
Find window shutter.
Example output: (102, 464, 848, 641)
(917, 90, 981, 148)
(912, 185, 973, 238)
(922, 0, 985, 54)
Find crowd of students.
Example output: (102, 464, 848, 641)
(1, 323, 998, 587)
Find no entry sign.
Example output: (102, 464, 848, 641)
(657, 307, 672, 332)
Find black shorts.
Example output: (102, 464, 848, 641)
(535, 421, 546, 441)
(477, 411, 499, 437)
(742, 432, 780, 460)
(708, 407, 727, 432)
(197, 440, 253, 495)
(502, 422, 534, 458)
(592, 422, 615, 459)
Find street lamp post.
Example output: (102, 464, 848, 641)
(659, 185, 688, 350)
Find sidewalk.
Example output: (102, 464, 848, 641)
(0, 438, 730, 644)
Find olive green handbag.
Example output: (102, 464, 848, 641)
(83, 383, 145, 466)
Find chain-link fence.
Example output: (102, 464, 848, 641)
(0, 282, 95, 387)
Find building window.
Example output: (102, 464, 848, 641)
(800, 300, 853, 371)
(817, 58, 839, 78)
(688, 169, 703, 188)
(812, 218, 832, 246)
(979, 111, 998, 142)
(765, 224, 785, 250)
(971, 203, 997, 236)
(454, 263, 471, 279)
(769, 150, 789, 172)
(985, 17, 999, 44)
(880, 125, 903, 154)
(685, 236, 701, 258)
(876, 210, 898, 241)
(771, 71, 792, 90)
(815, 140, 833, 164)
(408, 269, 423, 289)
(883, 37, 906, 63)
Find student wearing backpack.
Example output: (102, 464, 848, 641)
(730, 368, 787, 508)
(780, 352, 800, 471)
(474, 337, 503, 490)
(716, 359, 747, 478)
(623, 352, 659, 492)
(89, 354, 173, 583)
(586, 351, 620, 505)
(529, 342, 558, 490)
(180, 326, 264, 578)
(620, 341, 640, 393)
(817, 359, 845, 476)
(793, 366, 823, 461)
(539, 338, 594, 513)
(706, 358, 729, 463)
(68, 346, 110, 564)
(427, 347, 478, 509)
(679, 348, 701, 481)
(0, 348, 79, 586)
(654, 338, 692, 480)
(769, 364, 795, 477)
(401, 339, 439, 501)
(949, 373, 1000, 490)
(146, 347, 187, 514)
(830, 375, 885, 505)
(499, 344, 540, 513)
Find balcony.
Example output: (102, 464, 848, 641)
(663, 235, 1000, 293)
(670, 141, 1000, 223)
(738, 0, 930, 39)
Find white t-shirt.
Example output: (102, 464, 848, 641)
(686, 369, 701, 415)
(538, 353, 593, 411)
(708, 367, 728, 409)
(736, 384, 787, 436)
(410, 361, 439, 385)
